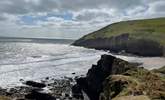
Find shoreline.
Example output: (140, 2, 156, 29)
(0, 53, 165, 100)
(2, 53, 165, 88)
(113, 54, 165, 70)
(0, 76, 76, 100)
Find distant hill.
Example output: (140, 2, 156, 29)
(73, 18, 165, 56)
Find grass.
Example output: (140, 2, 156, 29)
(124, 67, 165, 99)
(0, 96, 11, 100)
(83, 17, 165, 45)
(110, 75, 141, 97)
(112, 95, 150, 100)
(101, 67, 165, 100)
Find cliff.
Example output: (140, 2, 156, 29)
(72, 55, 165, 100)
(73, 18, 165, 56)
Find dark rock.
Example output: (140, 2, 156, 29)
(45, 77, 49, 80)
(72, 84, 84, 99)
(0, 88, 8, 96)
(65, 93, 69, 97)
(25, 90, 56, 100)
(19, 79, 24, 82)
(7, 88, 17, 95)
(72, 54, 137, 100)
(6, 86, 35, 98)
(72, 72, 76, 75)
(25, 81, 46, 88)
(73, 33, 164, 57)
(31, 56, 41, 58)
(0, 78, 73, 100)
(69, 97, 73, 100)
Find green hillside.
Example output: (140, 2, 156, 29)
(83, 18, 165, 45)
(73, 17, 165, 56)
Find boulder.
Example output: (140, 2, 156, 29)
(25, 81, 46, 88)
(25, 90, 56, 100)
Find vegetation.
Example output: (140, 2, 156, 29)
(83, 18, 165, 45)
(152, 66, 165, 75)
(0, 96, 11, 100)
(101, 66, 165, 100)
(112, 95, 150, 100)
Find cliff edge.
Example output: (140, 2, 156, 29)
(73, 18, 165, 57)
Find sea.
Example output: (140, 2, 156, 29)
(0, 37, 165, 88)
(0, 38, 106, 87)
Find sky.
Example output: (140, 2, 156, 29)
(0, 0, 165, 39)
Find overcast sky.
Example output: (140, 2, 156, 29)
(0, 0, 165, 39)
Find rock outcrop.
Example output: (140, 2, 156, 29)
(72, 54, 165, 100)
(72, 54, 138, 100)
(25, 90, 56, 100)
(25, 81, 46, 88)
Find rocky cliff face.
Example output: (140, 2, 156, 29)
(72, 54, 139, 100)
(72, 54, 165, 100)
(73, 34, 164, 57)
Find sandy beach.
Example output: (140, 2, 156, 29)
(114, 54, 165, 70)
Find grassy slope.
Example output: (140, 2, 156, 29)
(83, 18, 165, 45)
(101, 66, 165, 100)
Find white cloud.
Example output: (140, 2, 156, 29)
(0, 0, 164, 39)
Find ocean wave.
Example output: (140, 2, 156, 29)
(0, 42, 105, 87)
